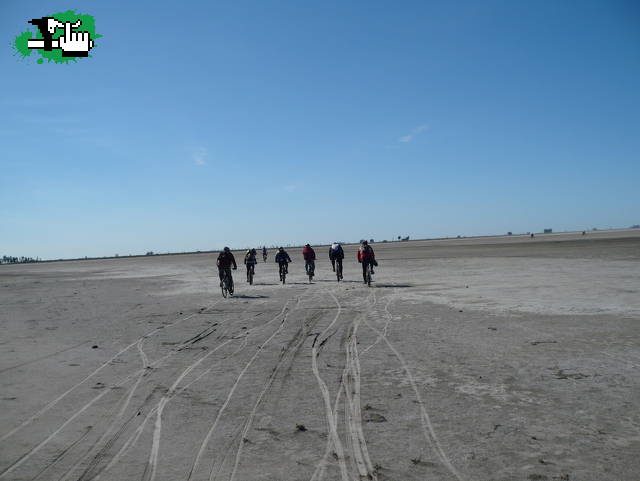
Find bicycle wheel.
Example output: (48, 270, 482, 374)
(336, 262, 341, 282)
(249, 266, 254, 285)
(221, 277, 228, 298)
(366, 264, 372, 287)
(280, 265, 286, 284)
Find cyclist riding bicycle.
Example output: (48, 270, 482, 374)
(275, 247, 292, 274)
(244, 248, 258, 282)
(302, 244, 316, 278)
(262, 246, 268, 262)
(217, 247, 237, 290)
(329, 242, 344, 278)
(357, 240, 377, 283)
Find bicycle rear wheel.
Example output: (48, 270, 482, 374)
(247, 265, 253, 285)
(366, 265, 372, 287)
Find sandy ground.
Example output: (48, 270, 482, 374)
(1, 230, 639, 481)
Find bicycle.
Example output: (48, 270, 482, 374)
(365, 262, 373, 287)
(305, 260, 315, 283)
(221, 269, 234, 297)
(246, 264, 255, 285)
(263, 253, 268, 263)
(279, 263, 287, 284)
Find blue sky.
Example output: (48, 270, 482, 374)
(1, 0, 639, 259)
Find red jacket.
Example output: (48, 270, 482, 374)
(357, 245, 375, 262)
(302, 246, 316, 261)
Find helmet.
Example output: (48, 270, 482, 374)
(305, 244, 310, 247)
(362, 240, 368, 245)
(278, 247, 284, 251)
(251, 248, 256, 254)
(223, 246, 230, 252)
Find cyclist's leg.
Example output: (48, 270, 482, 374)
(218, 266, 225, 285)
(337, 259, 343, 277)
(227, 267, 234, 292)
(331, 258, 335, 271)
(362, 261, 367, 281)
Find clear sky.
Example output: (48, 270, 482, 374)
(1, 0, 639, 259)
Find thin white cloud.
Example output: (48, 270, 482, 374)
(399, 123, 430, 143)
(193, 147, 207, 166)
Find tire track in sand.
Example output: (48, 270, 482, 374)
(141, 336, 237, 481)
(0, 306, 231, 480)
(0, 302, 222, 443)
(57, 338, 152, 481)
(226, 306, 325, 481)
(71, 320, 247, 481)
(361, 291, 464, 481)
(309, 290, 350, 481)
(342, 312, 377, 481)
(311, 290, 378, 481)
(186, 297, 300, 481)
(93, 318, 265, 480)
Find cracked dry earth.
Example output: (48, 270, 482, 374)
(1, 231, 639, 481)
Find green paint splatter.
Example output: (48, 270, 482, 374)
(13, 10, 100, 64)
(13, 31, 31, 57)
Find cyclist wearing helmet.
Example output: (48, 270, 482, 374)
(357, 240, 376, 282)
(217, 247, 237, 290)
(275, 247, 292, 274)
(244, 248, 258, 282)
(329, 242, 344, 278)
(302, 244, 316, 279)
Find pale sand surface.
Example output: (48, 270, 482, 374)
(1, 230, 639, 481)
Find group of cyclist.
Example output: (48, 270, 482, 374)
(215, 241, 377, 295)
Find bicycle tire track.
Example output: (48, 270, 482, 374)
(186, 297, 300, 481)
(227, 309, 322, 481)
(142, 336, 237, 481)
(86, 320, 248, 481)
(361, 293, 464, 481)
(342, 315, 377, 481)
(0, 311, 231, 480)
(57, 339, 152, 481)
(310, 289, 375, 481)
(309, 290, 349, 481)
(27, 426, 92, 481)
(93, 309, 281, 481)
(0, 302, 220, 443)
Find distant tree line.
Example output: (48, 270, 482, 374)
(1, 255, 41, 264)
